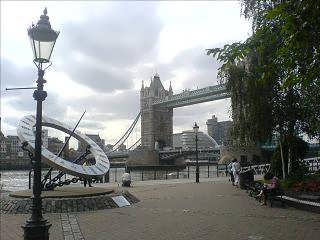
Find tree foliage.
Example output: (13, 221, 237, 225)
(207, 0, 320, 178)
(271, 135, 309, 179)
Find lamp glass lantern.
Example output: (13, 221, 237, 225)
(193, 122, 199, 134)
(28, 9, 59, 63)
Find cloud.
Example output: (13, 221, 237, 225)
(1, 58, 35, 92)
(1, 2, 241, 140)
(53, 2, 163, 93)
(70, 89, 140, 120)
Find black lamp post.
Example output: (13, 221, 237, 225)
(193, 122, 199, 183)
(22, 8, 59, 240)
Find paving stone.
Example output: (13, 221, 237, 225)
(1, 179, 320, 240)
(64, 235, 74, 240)
(1, 189, 138, 214)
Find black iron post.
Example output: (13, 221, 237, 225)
(22, 67, 51, 240)
(195, 131, 199, 183)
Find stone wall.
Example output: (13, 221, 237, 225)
(219, 145, 262, 165)
(127, 149, 159, 166)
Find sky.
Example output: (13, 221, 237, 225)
(0, 1, 252, 147)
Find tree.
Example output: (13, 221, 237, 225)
(207, 0, 320, 178)
(241, 0, 320, 87)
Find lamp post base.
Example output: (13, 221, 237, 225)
(196, 166, 200, 183)
(22, 219, 51, 240)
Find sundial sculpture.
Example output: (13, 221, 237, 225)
(17, 114, 110, 190)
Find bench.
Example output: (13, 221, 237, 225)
(246, 181, 285, 207)
(245, 181, 264, 198)
(266, 188, 285, 207)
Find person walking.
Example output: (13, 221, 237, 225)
(232, 159, 241, 187)
(83, 159, 93, 187)
(227, 160, 235, 186)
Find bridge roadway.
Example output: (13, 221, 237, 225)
(107, 148, 220, 160)
(152, 84, 230, 108)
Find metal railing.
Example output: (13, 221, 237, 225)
(26, 159, 319, 188)
(303, 157, 320, 172)
(107, 164, 229, 183)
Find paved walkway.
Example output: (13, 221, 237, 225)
(1, 177, 320, 240)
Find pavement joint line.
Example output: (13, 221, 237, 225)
(60, 213, 85, 240)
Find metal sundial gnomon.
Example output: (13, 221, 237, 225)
(17, 115, 110, 178)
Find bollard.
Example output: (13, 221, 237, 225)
(187, 166, 190, 178)
(207, 165, 210, 178)
(28, 170, 33, 189)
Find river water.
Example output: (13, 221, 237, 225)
(0, 165, 225, 192)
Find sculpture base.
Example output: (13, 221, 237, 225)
(9, 186, 114, 198)
(2, 186, 139, 214)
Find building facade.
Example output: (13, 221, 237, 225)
(173, 131, 219, 150)
(48, 137, 64, 155)
(0, 134, 31, 170)
(206, 115, 232, 146)
(78, 134, 106, 153)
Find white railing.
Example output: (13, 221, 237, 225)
(303, 157, 320, 172)
(241, 164, 271, 175)
(152, 84, 228, 105)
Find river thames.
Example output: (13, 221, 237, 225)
(0, 165, 225, 192)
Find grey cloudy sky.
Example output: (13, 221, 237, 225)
(0, 1, 251, 146)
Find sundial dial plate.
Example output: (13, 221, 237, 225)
(17, 115, 110, 178)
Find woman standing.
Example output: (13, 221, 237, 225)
(232, 159, 241, 187)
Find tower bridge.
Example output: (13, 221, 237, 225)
(152, 84, 230, 108)
(140, 74, 230, 150)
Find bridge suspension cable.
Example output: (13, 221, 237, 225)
(110, 112, 141, 152)
(128, 138, 141, 150)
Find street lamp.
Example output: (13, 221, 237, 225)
(193, 122, 199, 183)
(22, 8, 59, 240)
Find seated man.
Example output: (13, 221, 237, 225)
(256, 176, 280, 205)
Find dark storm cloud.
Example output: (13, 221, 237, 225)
(54, 2, 163, 93)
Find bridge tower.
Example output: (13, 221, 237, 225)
(140, 74, 173, 150)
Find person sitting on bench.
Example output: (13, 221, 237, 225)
(256, 176, 280, 205)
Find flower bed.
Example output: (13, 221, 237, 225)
(291, 179, 320, 193)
